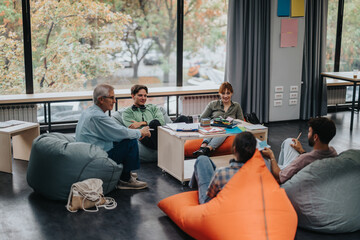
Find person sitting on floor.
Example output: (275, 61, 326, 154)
(75, 83, 151, 190)
(261, 117, 337, 184)
(189, 132, 257, 204)
(193, 82, 244, 157)
(122, 84, 189, 150)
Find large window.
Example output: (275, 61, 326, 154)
(325, 0, 338, 72)
(30, 0, 133, 93)
(183, 0, 228, 87)
(0, 0, 227, 96)
(326, 0, 360, 102)
(0, 0, 25, 95)
(0, 0, 227, 122)
(340, 0, 360, 71)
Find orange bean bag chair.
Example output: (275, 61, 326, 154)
(158, 150, 298, 240)
(184, 135, 235, 157)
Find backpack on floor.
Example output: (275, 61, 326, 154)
(244, 112, 260, 124)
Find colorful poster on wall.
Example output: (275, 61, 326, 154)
(278, 0, 290, 17)
(280, 19, 298, 48)
(291, 0, 305, 17)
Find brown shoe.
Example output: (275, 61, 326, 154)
(117, 176, 148, 190)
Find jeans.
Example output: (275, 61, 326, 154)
(203, 136, 227, 149)
(107, 139, 140, 181)
(278, 138, 300, 169)
(189, 155, 216, 204)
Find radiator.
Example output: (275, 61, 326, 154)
(0, 104, 38, 122)
(179, 94, 219, 115)
(327, 86, 346, 105)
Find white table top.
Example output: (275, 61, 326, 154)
(0, 121, 39, 134)
(159, 120, 267, 139)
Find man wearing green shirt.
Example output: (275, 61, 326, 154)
(122, 85, 166, 150)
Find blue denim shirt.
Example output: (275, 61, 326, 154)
(75, 104, 141, 152)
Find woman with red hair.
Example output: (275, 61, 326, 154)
(193, 82, 244, 156)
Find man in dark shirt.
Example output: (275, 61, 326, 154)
(262, 117, 337, 184)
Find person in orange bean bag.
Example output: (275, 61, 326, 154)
(189, 131, 256, 204)
(158, 138, 297, 240)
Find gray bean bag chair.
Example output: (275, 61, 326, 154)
(112, 106, 172, 163)
(282, 149, 360, 233)
(27, 132, 123, 201)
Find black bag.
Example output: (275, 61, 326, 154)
(244, 112, 260, 124)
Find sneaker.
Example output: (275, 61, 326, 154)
(117, 176, 148, 190)
(131, 172, 138, 179)
(193, 147, 211, 157)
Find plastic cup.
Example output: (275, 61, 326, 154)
(353, 69, 358, 79)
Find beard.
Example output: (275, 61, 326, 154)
(308, 135, 315, 147)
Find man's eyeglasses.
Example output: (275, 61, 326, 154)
(103, 96, 116, 100)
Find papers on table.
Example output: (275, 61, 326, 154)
(165, 123, 200, 132)
(245, 124, 268, 130)
(257, 138, 271, 151)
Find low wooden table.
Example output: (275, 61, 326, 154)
(158, 120, 268, 183)
(0, 121, 40, 174)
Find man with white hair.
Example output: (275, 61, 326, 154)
(76, 83, 151, 189)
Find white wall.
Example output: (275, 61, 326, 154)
(269, 0, 306, 121)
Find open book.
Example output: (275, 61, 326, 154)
(199, 127, 226, 135)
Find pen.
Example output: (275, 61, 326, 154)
(296, 132, 302, 140)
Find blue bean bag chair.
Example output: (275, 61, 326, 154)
(282, 149, 360, 233)
(27, 132, 123, 201)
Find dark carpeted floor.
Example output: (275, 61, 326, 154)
(0, 111, 359, 240)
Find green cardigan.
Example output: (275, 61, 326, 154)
(122, 104, 165, 128)
(200, 100, 244, 120)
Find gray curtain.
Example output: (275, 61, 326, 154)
(225, 0, 270, 123)
(300, 0, 328, 119)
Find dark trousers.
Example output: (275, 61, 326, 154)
(140, 119, 161, 150)
(140, 116, 191, 150)
(107, 139, 140, 181)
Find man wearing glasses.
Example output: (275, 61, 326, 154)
(76, 84, 151, 189)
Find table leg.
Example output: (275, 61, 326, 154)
(0, 134, 12, 173)
(13, 126, 40, 161)
(158, 128, 185, 182)
(350, 82, 356, 131)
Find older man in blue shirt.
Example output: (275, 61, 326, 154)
(76, 84, 151, 189)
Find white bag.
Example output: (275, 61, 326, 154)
(66, 178, 117, 212)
